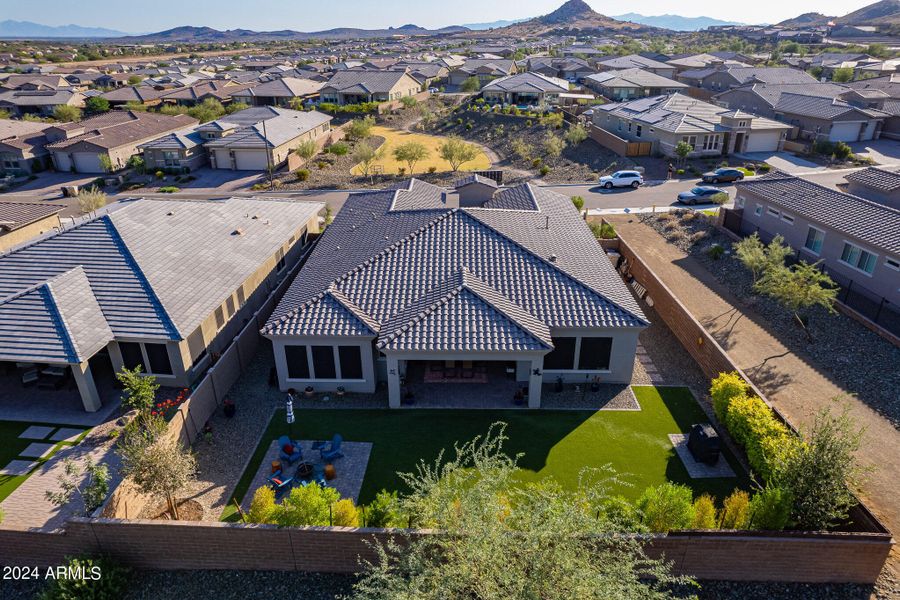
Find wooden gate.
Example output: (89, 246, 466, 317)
(626, 142, 652, 157)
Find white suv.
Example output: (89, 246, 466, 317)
(599, 170, 643, 189)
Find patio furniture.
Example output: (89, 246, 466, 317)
(21, 369, 38, 386)
(278, 435, 302, 465)
(324, 463, 337, 481)
(687, 424, 721, 465)
(312, 463, 327, 487)
(43, 366, 67, 377)
(295, 461, 314, 480)
(267, 469, 293, 493)
(271, 460, 282, 474)
(319, 434, 344, 461)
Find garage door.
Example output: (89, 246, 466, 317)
(72, 152, 104, 173)
(829, 122, 861, 142)
(744, 131, 782, 153)
(53, 152, 71, 172)
(233, 150, 268, 171)
(212, 149, 232, 170)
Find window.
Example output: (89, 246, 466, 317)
(311, 346, 337, 379)
(338, 346, 363, 379)
(275, 248, 286, 272)
(163, 150, 180, 167)
(781, 213, 794, 224)
(285, 345, 310, 379)
(119, 342, 146, 371)
(214, 306, 225, 330)
(754, 204, 763, 216)
(885, 257, 900, 271)
(636, 125, 642, 137)
(237, 286, 246, 307)
(840, 242, 877, 275)
(682, 135, 697, 149)
(226, 296, 236, 317)
(145, 343, 173, 375)
(578, 337, 612, 371)
(735, 195, 745, 209)
(702, 135, 719, 151)
(767, 207, 780, 218)
(804, 227, 825, 254)
(544, 337, 576, 370)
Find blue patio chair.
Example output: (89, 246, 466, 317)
(319, 434, 344, 461)
(312, 463, 327, 487)
(267, 470, 293, 494)
(278, 435, 302, 465)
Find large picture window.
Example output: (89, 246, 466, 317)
(578, 338, 613, 371)
(311, 346, 337, 379)
(840, 242, 877, 275)
(338, 346, 363, 380)
(285, 345, 310, 379)
(119, 342, 146, 371)
(145, 343, 173, 375)
(544, 337, 576, 370)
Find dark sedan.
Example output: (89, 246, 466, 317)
(701, 168, 745, 184)
(677, 186, 727, 205)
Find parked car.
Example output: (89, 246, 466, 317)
(599, 170, 643, 189)
(677, 186, 727, 205)
(428, 87, 439, 94)
(701, 168, 744, 184)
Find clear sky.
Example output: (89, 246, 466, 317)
(2, 0, 878, 33)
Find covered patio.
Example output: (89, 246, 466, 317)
(401, 360, 523, 408)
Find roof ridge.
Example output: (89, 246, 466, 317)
(459, 270, 552, 347)
(377, 274, 464, 348)
(40, 283, 79, 363)
(741, 172, 900, 215)
(326, 286, 380, 334)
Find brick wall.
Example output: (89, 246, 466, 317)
(0, 519, 889, 583)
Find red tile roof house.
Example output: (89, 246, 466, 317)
(46, 111, 198, 174)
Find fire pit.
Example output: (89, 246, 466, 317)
(295, 461, 314, 480)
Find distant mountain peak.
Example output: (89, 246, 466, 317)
(539, 0, 597, 24)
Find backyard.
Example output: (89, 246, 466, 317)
(222, 386, 749, 521)
(350, 125, 492, 176)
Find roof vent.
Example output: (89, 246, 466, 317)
(549, 254, 558, 263)
(232, 228, 244, 236)
(252, 214, 259, 219)
(166, 211, 175, 216)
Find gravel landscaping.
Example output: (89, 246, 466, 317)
(639, 210, 900, 429)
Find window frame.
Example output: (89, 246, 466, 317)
(804, 225, 825, 255)
(839, 240, 878, 276)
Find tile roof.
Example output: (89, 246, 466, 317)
(321, 70, 414, 94)
(597, 55, 673, 71)
(737, 171, 900, 254)
(844, 167, 900, 192)
(232, 77, 323, 99)
(455, 174, 498, 189)
(203, 107, 331, 149)
(264, 181, 647, 351)
(482, 72, 569, 94)
(586, 68, 687, 90)
(0, 203, 61, 233)
(774, 93, 886, 120)
(46, 111, 199, 152)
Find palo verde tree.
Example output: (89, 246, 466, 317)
(733, 233, 791, 284)
(392, 141, 430, 175)
(439, 136, 479, 172)
(350, 423, 694, 600)
(353, 142, 383, 178)
(674, 141, 692, 166)
(756, 259, 838, 341)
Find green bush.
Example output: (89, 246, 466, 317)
(749, 486, 791, 530)
(710, 192, 729, 205)
(295, 168, 310, 181)
(332, 498, 361, 527)
(274, 483, 341, 527)
(247, 486, 276, 523)
(155, 170, 165, 179)
(39, 556, 131, 600)
(691, 494, 718, 529)
(327, 142, 350, 156)
(725, 392, 794, 479)
(707, 244, 725, 260)
(676, 168, 685, 175)
(364, 489, 404, 528)
(539, 165, 551, 177)
(710, 372, 748, 422)
(571, 195, 585, 212)
(719, 490, 751, 529)
(725, 393, 772, 448)
(636, 482, 695, 532)
(158, 186, 179, 193)
(757, 164, 771, 173)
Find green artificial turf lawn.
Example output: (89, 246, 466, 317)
(222, 386, 749, 521)
(0, 421, 89, 504)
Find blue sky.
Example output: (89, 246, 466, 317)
(3, 0, 876, 33)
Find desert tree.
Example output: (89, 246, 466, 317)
(392, 141, 430, 174)
(439, 136, 479, 171)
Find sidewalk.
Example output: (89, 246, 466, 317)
(609, 215, 900, 582)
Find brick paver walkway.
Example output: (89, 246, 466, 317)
(610, 216, 900, 582)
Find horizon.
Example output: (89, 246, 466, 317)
(0, 0, 880, 35)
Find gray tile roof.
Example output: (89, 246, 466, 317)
(203, 107, 331, 149)
(586, 68, 687, 90)
(844, 167, 900, 192)
(264, 180, 647, 352)
(738, 171, 900, 254)
(597, 54, 673, 71)
(774, 93, 886, 120)
(0, 197, 323, 362)
(481, 72, 569, 94)
(482, 186, 538, 211)
(455, 174, 498, 189)
(321, 70, 413, 94)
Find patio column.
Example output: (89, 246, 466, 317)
(528, 357, 543, 409)
(387, 356, 401, 409)
(72, 360, 102, 412)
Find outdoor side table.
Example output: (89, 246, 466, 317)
(324, 463, 337, 481)
(271, 460, 282, 474)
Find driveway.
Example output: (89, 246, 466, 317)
(2, 172, 101, 200)
(178, 168, 265, 193)
(849, 138, 900, 166)
(544, 179, 737, 213)
(733, 151, 825, 174)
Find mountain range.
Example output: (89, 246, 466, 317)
(613, 13, 744, 31)
(0, 20, 128, 38)
(778, 0, 900, 26)
(110, 23, 469, 43)
(483, 0, 654, 36)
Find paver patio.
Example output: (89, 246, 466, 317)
(49, 428, 86, 443)
(0, 460, 37, 477)
(668, 434, 736, 479)
(19, 442, 56, 458)
(18, 425, 56, 440)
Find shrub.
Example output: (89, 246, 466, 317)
(598, 222, 616, 240)
(749, 486, 791, 530)
(347, 116, 375, 140)
(636, 482, 695, 532)
(565, 124, 588, 145)
(295, 168, 310, 182)
(719, 490, 751, 529)
(332, 498, 361, 527)
(710, 372, 748, 422)
(428, 166, 437, 173)
(317, 161, 327, 169)
(247, 486, 276, 523)
(691, 494, 717, 529)
(707, 244, 725, 260)
(39, 556, 130, 600)
(532, 158, 542, 168)
(274, 483, 340, 527)
(364, 489, 403, 528)
(676, 168, 685, 175)
(725, 393, 772, 448)
(76, 186, 107, 215)
(53, 104, 81, 122)
(571, 195, 585, 211)
(295, 139, 318, 160)
(158, 186, 179, 193)
(710, 192, 728, 205)
(539, 165, 551, 177)
(327, 142, 349, 156)
(155, 170, 165, 179)
(757, 164, 771, 173)
(543, 132, 565, 158)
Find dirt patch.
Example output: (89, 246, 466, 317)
(143, 498, 205, 521)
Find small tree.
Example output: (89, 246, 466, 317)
(392, 141, 429, 174)
(439, 136, 479, 171)
(53, 104, 82, 122)
(636, 482, 695, 532)
(85, 96, 110, 114)
(733, 233, 791, 284)
(756, 260, 838, 340)
(771, 405, 865, 530)
(127, 75, 143, 85)
(674, 140, 692, 165)
(118, 432, 197, 520)
(400, 96, 418, 109)
(76, 186, 107, 214)
(225, 101, 250, 114)
(45, 456, 110, 515)
(543, 132, 565, 159)
(353, 141, 382, 178)
(691, 494, 718, 529)
(749, 485, 791, 530)
(98, 153, 114, 173)
(295, 139, 318, 161)
(564, 123, 588, 145)
(831, 67, 854, 83)
(116, 366, 159, 417)
(461, 76, 480, 93)
(719, 490, 751, 529)
(347, 115, 375, 140)
(571, 195, 585, 212)
(510, 137, 533, 161)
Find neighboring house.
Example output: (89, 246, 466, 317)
(0, 202, 62, 252)
(0, 89, 85, 117)
(447, 59, 517, 87)
(523, 57, 596, 82)
(592, 93, 790, 157)
(231, 77, 324, 107)
(481, 72, 570, 106)
(772, 93, 886, 142)
(0, 119, 52, 174)
(263, 178, 647, 408)
(844, 167, 900, 210)
(138, 129, 208, 171)
(46, 110, 198, 173)
(665, 53, 750, 72)
(734, 171, 900, 306)
(0, 75, 71, 91)
(0, 197, 322, 413)
(713, 82, 850, 120)
(158, 80, 256, 106)
(595, 55, 676, 79)
(677, 66, 817, 93)
(201, 106, 332, 171)
(99, 85, 171, 107)
(584, 68, 688, 101)
(319, 71, 422, 105)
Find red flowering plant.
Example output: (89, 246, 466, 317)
(151, 388, 191, 420)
